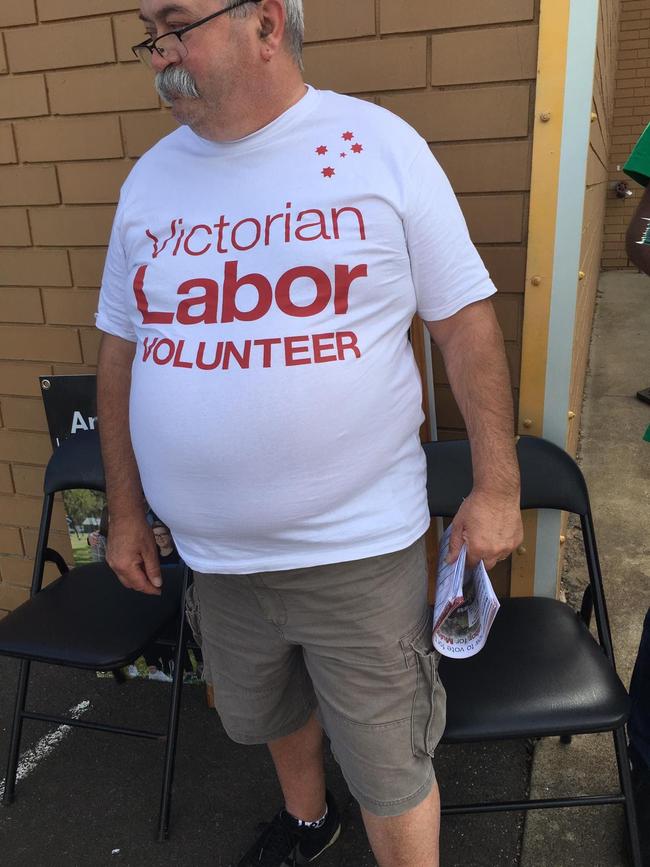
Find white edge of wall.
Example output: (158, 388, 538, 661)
(534, 0, 600, 597)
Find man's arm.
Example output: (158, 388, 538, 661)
(626, 184, 650, 275)
(425, 298, 524, 570)
(97, 333, 162, 595)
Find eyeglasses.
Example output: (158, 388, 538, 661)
(132, 0, 262, 68)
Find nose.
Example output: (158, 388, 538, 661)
(149, 48, 177, 73)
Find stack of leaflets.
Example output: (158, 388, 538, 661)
(433, 524, 500, 658)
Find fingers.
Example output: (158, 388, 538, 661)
(107, 543, 163, 596)
(113, 561, 162, 596)
(446, 521, 464, 564)
(142, 548, 163, 590)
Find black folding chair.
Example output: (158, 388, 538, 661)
(0, 429, 190, 841)
(424, 436, 642, 867)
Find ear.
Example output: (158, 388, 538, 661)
(256, 0, 285, 55)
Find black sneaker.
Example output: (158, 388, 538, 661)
(237, 790, 341, 867)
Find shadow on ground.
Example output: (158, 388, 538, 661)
(0, 657, 530, 867)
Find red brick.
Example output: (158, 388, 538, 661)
(80, 328, 102, 365)
(0, 165, 59, 206)
(47, 65, 158, 115)
(58, 160, 134, 205)
(42, 289, 99, 327)
(6, 18, 115, 73)
(2, 397, 48, 433)
(0, 362, 51, 397)
(380, 0, 535, 33)
(0, 556, 36, 586)
(305, 37, 427, 93)
(0, 288, 44, 323)
(0, 325, 81, 363)
(12, 464, 45, 497)
(70, 249, 107, 288)
(381, 85, 530, 142)
(0, 491, 48, 526)
(0, 249, 71, 287)
(30, 206, 116, 247)
(0, 463, 14, 494)
(304, 0, 375, 42)
(0, 2, 37, 27)
(0, 74, 48, 120)
(0, 526, 23, 556)
(38, 0, 138, 21)
(15, 115, 123, 163)
(21, 526, 70, 560)
(121, 110, 178, 157)
(0, 208, 31, 246)
(0, 124, 17, 164)
(113, 12, 148, 62)
(430, 25, 538, 86)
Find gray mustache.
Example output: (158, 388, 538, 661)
(155, 66, 201, 102)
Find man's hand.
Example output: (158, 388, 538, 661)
(106, 516, 163, 596)
(446, 489, 523, 571)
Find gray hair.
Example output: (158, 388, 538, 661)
(229, 0, 304, 69)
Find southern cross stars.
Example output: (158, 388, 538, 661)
(314, 133, 363, 178)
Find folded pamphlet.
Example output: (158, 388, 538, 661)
(432, 524, 500, 658)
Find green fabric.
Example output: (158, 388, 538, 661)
(624, 123, 650, 187)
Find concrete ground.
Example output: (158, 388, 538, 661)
(520, 270, 650, 867)
(0, 656, 529, 867)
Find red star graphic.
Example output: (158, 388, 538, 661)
(342, 131, 354, 141)
(340, 152, 347, 158)
(315, 145, 328, 156)
(322, 167, 335, 179)
(351, 143, 363, 154)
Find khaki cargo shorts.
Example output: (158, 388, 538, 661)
(186, 536, 446, 817)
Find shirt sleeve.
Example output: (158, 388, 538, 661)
(95, 195, 137, 343)
(403, 141, 497, 321)
(624, 123, 650, 187)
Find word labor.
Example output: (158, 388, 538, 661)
(141, 331, 362, 371)
(133, 260, 369, 325)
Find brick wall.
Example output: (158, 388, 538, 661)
(603, 0, 650, 269)
(0, 0, 539, 612)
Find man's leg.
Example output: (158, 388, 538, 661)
(361, 782, 440, 867)
(267, 711, 327, 821)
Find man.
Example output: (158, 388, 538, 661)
(96, 2, 523, 865)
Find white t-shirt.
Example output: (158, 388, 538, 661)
(97, 86, 496, 573)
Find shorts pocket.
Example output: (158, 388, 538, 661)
(403, 613, 446, 758)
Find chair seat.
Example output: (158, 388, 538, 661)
(0, 563, 185, 670)
(439, 597, 630, 742)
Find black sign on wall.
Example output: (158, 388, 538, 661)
(39, 375, 98, 450)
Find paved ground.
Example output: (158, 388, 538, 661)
(0, 656, 528, 866)
(520, 271, 650, 866)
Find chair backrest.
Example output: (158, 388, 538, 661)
(423, 436, 591, 518)
(44, 429, 105, 494)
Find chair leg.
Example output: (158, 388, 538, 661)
(157, 619, 188, 841)
(3, 659, 31, 806)
(612, 726, 643, 867)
